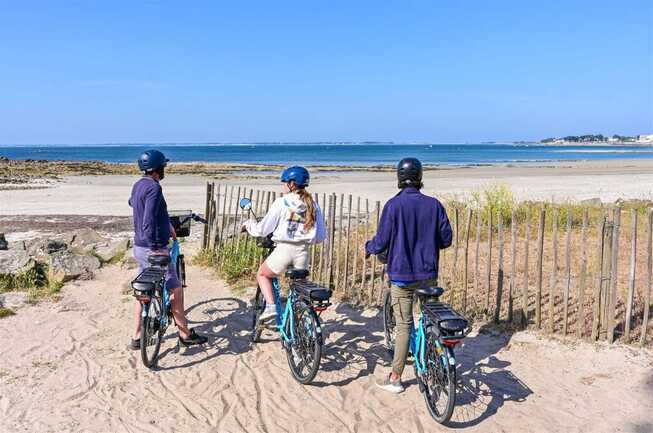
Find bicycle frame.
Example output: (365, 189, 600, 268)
(271, 277, 295, 344)
(410, 312, 456, 376)
(140, 240, 180, 328)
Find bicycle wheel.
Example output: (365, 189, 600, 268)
(140, 297, 164, 368)
(176, 255, 186, 288)
(285, 302, 322, 384)
(250, 287, 265, 343)
(419, 334, 456, 424)
(383, 289, 396, 355)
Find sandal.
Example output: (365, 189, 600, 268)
(129, 338, 140, 350)
(179, 328, 208, 347)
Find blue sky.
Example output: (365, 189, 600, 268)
(1, 1, 651, 144)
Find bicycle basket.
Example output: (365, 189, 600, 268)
(256, 234, 275, 249)
(423, 302, 469, 339)
(169, 209, 192, 238)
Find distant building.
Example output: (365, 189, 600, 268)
(637, 134, 653, 143)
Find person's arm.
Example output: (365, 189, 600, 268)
(142, 183, 162, 245)
(365, 202, 393, 255)
(244, 198, 283, 237)
(314, 203, 327, 243)
(436, 203, 453, 249)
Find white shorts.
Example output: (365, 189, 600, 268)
(265, 242, 310, 275)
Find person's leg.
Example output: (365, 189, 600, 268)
(169, 287, 190, 339)
(256, 262, 278, 304)
(133, 301, 142, 340)
(390, 284, 415, 380)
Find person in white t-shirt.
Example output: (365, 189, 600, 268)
(242, 166, 327, 320)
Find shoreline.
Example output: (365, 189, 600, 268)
(2, 158, 653, 216)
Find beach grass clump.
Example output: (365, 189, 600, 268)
(0, 265, 46, 293)
(219, 242, 260, 284)
(0, 307, 15, 319)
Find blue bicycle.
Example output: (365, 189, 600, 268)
(131, 212, 206, 369)
(240, 198, 332, 384)
(382, 284, 469, 424)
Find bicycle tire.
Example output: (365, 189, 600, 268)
(419, 333, 456, 425)
(176, 255, 186, 288)
(382, 289, 396, 355)
(140, 297, 164, 369)
(250, 287, 265, 343)
(285, 301, 322, 384)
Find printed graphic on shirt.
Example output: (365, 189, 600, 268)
(286, 209, 306, 239)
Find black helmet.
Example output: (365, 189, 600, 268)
(397, 157, 423, 189)
(138, 150, 169, 173)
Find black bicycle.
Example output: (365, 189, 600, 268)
(240, 197, 332, 384)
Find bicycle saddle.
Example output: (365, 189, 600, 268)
(285, 269, 309, 280)
(415, 286, 444, 298)
(148, 255, 171, 267)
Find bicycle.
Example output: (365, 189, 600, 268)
(239, 197, 332, 384)
(381, 270, 469, 425)
(131, 211, 206, 369)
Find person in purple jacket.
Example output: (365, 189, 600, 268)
(128, 150, 207, 350)
(366, 157, 452, 394)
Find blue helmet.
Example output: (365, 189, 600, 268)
(138, 150, 169, 173)
(280, 166, 310, 187)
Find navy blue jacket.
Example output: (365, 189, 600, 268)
(365, 187, 452, 281)
(129, 177, 171, 249)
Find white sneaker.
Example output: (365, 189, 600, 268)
(259, 306, 277, 322)
(376, 374, 404, 394)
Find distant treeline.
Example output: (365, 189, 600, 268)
(541, 134, 637, 143)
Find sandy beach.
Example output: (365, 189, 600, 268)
(2, 159, 653, 216)
(1, 262, 651, 433)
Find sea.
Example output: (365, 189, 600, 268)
(1, 143, 652, 166)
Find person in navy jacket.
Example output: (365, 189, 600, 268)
(366, 157, 452, 394)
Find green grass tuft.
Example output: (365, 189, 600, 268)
(0, 307, 15, 319)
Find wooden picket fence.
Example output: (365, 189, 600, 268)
(200, 182, 652, 347)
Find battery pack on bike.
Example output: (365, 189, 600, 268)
(423, 302, 469, 347)
(287, 269, 332, 313)
(131, 267, 166, 302)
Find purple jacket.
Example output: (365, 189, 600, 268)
(365, 187, 452, 281)
(128, 177, 171, 249)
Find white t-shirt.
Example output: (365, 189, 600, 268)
(244, 193, 327, 244)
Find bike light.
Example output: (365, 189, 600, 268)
(439, 319, 467, 332)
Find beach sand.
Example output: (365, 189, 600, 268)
(1, 262, 651, 433)
(1, 159, 653, 216)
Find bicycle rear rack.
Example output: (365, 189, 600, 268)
(423, 302, 469, 340)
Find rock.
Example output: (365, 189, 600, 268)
(581, 198, 602, 207)
(0, 249, 36, 276)
(48, 251, 101, 283)
(0, 292, 28, 309)
(120, 248, 138, 270)
(0, 233, 7, 250)
(94, 239, 130, 263)
(70, 229, 106, 254)
(26, 238, 68, 261)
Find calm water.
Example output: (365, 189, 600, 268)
(1, 143, 652, 166)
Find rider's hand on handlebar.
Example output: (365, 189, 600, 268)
(170, 225, 177, 240)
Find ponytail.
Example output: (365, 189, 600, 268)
(296, 188, 316, 231)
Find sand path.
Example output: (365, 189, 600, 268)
(0, 263, 652, 433)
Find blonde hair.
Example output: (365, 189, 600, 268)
(295, 187, 316, 231)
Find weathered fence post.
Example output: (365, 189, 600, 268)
(361, 199, 370, 300)
(449, 207, 460, 305)
(327, 194, 337, 289)
(548, 208, 559, 333)
(607, 208, 621, 343)
(474, 211, 481, 315)
(494, 211, 504, 323)
(202, 182, 212, 249)
(485, 211, 493, 316)
(343, 195, 353, 299)
(462, 208, 472, 314)
(521, 210, 531, 326)
(641, 209, 652, 346)
(576, 208, 589, 339)
(591, 214, 609, 341)
(318, 193, 327, 284)
(370, 201, 380, 303)
(535, 208, 546, 328)
(352, 196, 361, 300)
(335, 194, 344, 293)
(563, 210, 573, 335)
(508, 209, 517, 323)
(624, 209, 638, 342)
